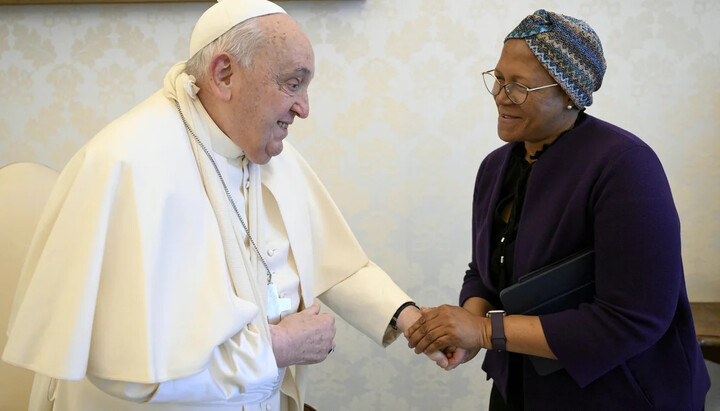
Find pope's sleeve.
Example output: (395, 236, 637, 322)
(281, 145, 412, 346)
(88, 327, 283, 404)
(539, 146, 682, 387)
(319, 262, 412, 347)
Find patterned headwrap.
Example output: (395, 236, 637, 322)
(505, 9, 606, 108)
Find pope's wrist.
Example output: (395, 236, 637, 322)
(394, 303, 421, 332)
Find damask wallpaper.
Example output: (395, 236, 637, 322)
(1, 0, 718, 409)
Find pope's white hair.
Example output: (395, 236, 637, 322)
(185, 16, 267, 82)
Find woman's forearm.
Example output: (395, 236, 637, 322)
(503, 315, 556, 359)
(463, 298, 556, 359)
(462, 296, 494, 317)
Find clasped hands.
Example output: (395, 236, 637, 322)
(404, 304, 490, 371)
(268, 302, 490, 371)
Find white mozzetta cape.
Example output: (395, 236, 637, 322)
(3, 89, 409, 407)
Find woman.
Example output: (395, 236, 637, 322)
(406, 9, 710, 410)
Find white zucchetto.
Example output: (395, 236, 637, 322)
(189, 0, 287, 58)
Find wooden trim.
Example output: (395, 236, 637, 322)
(0, 0, 315, 4)
(690, 302, 720, 364)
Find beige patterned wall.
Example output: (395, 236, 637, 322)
(1, 0, 719, 409)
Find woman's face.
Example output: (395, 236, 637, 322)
(491, 39, 577, 153)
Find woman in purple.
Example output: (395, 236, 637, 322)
(407, 9, 710, 410)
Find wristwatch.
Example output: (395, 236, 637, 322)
(486, 310, 507, 352)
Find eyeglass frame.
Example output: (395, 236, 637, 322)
(481, 70, 559, 105)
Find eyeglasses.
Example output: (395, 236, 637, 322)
(482, 70, 559, 105)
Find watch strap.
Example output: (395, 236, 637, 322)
(487, 310, 507, 352)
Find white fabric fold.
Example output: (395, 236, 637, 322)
(3, 62, 276, 385)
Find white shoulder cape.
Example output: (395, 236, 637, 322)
(2, 91, 367, 384)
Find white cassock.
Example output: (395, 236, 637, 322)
(2, 64, 412, 411)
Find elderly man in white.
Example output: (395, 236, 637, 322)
(2, 1, 445, 410)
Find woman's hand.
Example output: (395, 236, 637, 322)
(270, 303, 335, 368)
(405, 305, 490, 367)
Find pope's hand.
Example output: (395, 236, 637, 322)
(395, 303, 449, 368)
(424, 348, 450, 368)
(441, 346, 479, 371)
(270, 302, 335, 368)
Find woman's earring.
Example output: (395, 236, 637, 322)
(567, 105, 574, 110)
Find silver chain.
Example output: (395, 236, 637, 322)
(174, 100, 273, 285)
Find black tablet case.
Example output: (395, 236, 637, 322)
(498, 249, 595, 376)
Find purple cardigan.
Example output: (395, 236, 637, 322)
(460, 115, 710, 409)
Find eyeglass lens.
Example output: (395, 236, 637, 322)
(482, 72, 528, 105)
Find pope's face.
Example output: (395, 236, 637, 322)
(227, 15, 314, 164)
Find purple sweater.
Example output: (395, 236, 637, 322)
(460, 114, 710, 409)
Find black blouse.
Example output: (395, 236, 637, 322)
(488, 142, 532, 292)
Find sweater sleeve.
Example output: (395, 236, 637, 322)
(539, 146, 682, 387)
(460, 158, 501, 308)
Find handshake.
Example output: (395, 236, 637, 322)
(270, 301, 493, 371)
(401, 304, 491, 371)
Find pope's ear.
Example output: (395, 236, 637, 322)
(206, 52, 234, 101)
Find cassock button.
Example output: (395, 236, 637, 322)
(267, 249, 276, 257)
(245, 179, 250, 189)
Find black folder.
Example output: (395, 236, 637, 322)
(499, 249, 595, 376)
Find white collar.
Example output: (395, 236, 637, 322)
(196, 101, 245, 160)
